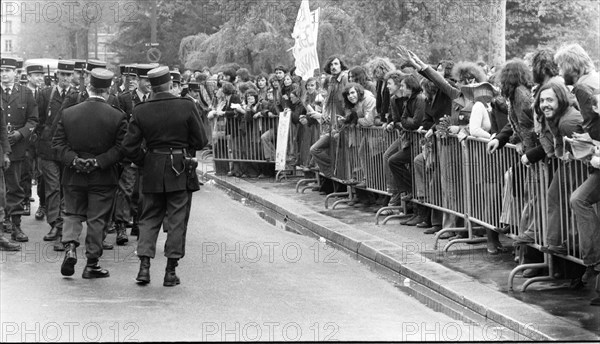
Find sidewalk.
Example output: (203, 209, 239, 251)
(197, 159, 599, 340)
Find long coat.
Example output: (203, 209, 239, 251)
(122, 92, 207, 193)
(1, 84, 39, 161)
(52, 97, 127, 186)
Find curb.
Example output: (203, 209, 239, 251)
(199, 168, 599, 341)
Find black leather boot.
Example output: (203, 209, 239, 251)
(136, 256, 151, 284)
(0, 232, 20, 251)
(116, 222, 128, 246)
(61, 242, 77, 276)
(163, 258, 180, 287)
(82, 259, 110, 279)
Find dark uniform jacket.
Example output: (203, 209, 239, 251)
(0, 107, 11, 168)
(52, 97, 127, 186)
(123, 92, 207, 193)
(38, 86, 77, 160)
(1, 84, 39, 161)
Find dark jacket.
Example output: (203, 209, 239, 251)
(573, 83, 600, 141)
(526, 106, 584, 163)
(38, 85, 76, 160)
(375, 79, 391, 118)
(223, 94, 243, 136)
(495, 86, 537, 150)
(400, 93, 427, 130)
(122, 92, 207, 193)
(1, 84, 39, 161)
(0, 106, 11, 168)
(52, 97, 127, 186)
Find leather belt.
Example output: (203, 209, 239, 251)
(150, 148, 186, 155)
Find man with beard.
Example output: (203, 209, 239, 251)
(555, 44, 600, 293)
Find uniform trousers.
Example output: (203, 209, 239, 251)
(40, 159, 64, 228)
(137, 190, 189, 259)
(113, 163, 139, 224)
(4, 160, 25, 217)
(62, 185, 116, 260)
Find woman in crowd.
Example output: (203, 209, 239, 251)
(256, 73, 270, 103)
(299, 77, 324, 170)
(366, 57, 395, 128)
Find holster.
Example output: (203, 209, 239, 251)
(184, 156, 201, 192)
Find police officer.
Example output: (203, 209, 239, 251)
(21, 64, 46, 219)
(24, 64, 46, 221)
(38, 60, 76, 249)
(123, 66, 207, 287)
(53, 68, 127, 278)
(170, 70, 182, 97)
(1, 57, 39, 242)
(0, 104, 20, 251)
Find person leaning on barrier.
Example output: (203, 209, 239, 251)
(53, 68, 127, 278)
(365, 57, 395, 125)
(521, 79, 584, 252)
(407, 51, 486, 238)
(555, 43, 600, 290)
(310, 56, 349, 182)
(123, 66, 207, 287)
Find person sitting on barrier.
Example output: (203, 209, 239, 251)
(299, 77, 323, 172)
(380, 71, 409, 214)
(366, 57, 395, 126)
(310, 56, 349, 191)
(387, 73, 427, 226)
(522, 79, 584, 254)
(556, 43, 600, 288)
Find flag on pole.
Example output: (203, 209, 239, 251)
(291, 0, 320, 80)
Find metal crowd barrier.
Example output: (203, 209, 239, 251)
(212, 115, 279, 164)
(408, 130, 593, 291)
(324, 126, 400, 210)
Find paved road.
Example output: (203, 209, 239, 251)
(1, 184, 510, 342)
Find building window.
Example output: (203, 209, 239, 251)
(5, 21, 12, 34)
(5, 40, 12, 52)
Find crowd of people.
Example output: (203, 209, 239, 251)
(1, 42, 599, 299)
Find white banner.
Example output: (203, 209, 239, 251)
(275, 110, 291, 171)
(291, 0, 320, 80)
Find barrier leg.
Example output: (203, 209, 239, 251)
(325, 191, 350, 209)
(508, 253, 551, 292)
(296, 178, 317, 193)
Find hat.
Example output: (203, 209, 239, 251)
(1, 57, 18, 69)
(86, 60, 107, 72)
(26, 64, 44, 74)
(74, 59, 86, 70)
(89, 68, 114, 89)
(57, 60, 75, 73)
(119, 65, 126, 75)
(123, 64, 137, 76)
(148, 66, 171, 87)
(16, 58, 24, 70)
(20, 74, 28, 83)
(460, 82, 498, 103)
(170, 70, 181, 84)
(187, 82, 200, 91)
(136, 64, 154, 78)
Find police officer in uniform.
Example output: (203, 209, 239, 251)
(1, 57, 39, 242)
(38, 60, 76, 249)
(0, 104, 20, 251)
(53, 68, 127, 278)
(170, 70, 182, 97)
(123, 66, 207, 287)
